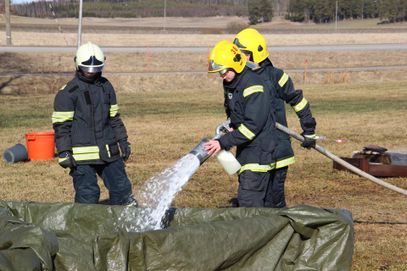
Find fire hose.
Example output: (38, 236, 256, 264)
(276, 122, 407, 197)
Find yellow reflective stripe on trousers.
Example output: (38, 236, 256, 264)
(239, 163, 276, 174)
(238, 124, 255, 140)
(110, 104, 119, 117)
(276, 156, 295, 169)
(72, 146, 100, 161)
(52, 111, 74, 123)
(243, 85, 264, 97)
(292, 98, 308, 112)
(278, 72, 289, 87)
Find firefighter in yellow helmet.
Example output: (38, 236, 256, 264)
(204, 40, 278, 207)
(52, 42, 138, 206)
(233, 28, 318, 208)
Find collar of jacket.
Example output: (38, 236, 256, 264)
(76, 71, 102, 84)
(260, 58, 274, 68)
(223, 66, 249, 91)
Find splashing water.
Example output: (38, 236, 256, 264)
(116, 153, 200, 232)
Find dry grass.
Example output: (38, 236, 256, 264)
(1, 16, 407, 47)
(2, 31, 407, 47)
(1, 50, 407, 97)
(1, 17, 407, 270)
(2, 50, 407, 73)
(1, 78, 407, 270)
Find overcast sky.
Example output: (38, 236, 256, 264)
(13, 0, 43, 4)
(13, 0, 31, 3)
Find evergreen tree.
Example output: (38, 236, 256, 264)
(259, 0, 273, 22)
(363, 0, 379, 19)
(313, 0, 334, 23)
(287, 0, 306, 22)
(248, 0, 262, 24)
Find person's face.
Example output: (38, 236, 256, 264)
(242, 51, 252, 61)
(219, 69, 236, 82)
(81, 71, 98, 79)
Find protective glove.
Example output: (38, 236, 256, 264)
(119, 140, 131, 161)
(301, 133, 317, 149)
(58, 151, 77, 169)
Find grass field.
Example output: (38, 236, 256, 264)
(1, 16, 407, 270)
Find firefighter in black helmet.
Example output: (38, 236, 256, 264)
(52, 42, 138, 206)
(204, 40, 277, 207)
(233, 28, 318, 208)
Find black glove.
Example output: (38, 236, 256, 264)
(58, 151, 77, 169)
(119, 140, 131, 161)
(301, 133, 317, 149)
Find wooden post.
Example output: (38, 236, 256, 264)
(303, 58, 308, 83)
(5, 0, 12, 46)
(77, 0, 83, 48)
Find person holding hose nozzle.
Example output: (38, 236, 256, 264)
(233, 28, 317, 208)
(204, 40, 278, 208)
(52, 42, 138, 206)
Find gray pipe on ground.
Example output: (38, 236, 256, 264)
(276, 122, 407, 196)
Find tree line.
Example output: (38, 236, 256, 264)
(9, 0, 406, 24)
(287, 0, 407, 23)
(10, 0, 249, 18)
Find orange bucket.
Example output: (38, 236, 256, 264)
(25, 131, 56, 161)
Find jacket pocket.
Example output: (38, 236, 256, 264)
(99, 141, 120, 162)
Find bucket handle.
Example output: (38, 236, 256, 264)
(26, 134, 37, 141)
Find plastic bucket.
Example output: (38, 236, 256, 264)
(3, 143, 29, 163)
(25, 131, 56, 161)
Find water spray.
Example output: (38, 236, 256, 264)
(116, 120, 241, 232)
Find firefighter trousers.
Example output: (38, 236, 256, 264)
(264, 166, 288, 208)
(69, 159, 133, 205)
(237, 170, 274, 207)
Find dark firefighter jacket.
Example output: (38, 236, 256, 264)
(257, 58, 316, 169)
(219, 67, 276, 174)
(52, 73, 128, 165)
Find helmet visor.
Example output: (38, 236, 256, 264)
(77, 55, 104, 73)
(208, 59, 226, 73)
(233, 38, 247, 49)
(78, 65, 104, 73)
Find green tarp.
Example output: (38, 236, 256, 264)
(0, 201, 353, 270)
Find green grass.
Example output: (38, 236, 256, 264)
(0, 96, 54, 129)
(121, 92, 224, 118)
(296, 82, 407, 114)
(311, 98, 407, 113)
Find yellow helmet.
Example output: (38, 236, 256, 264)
(233, 28, 269, 63)
(208, 40, 246, 74)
